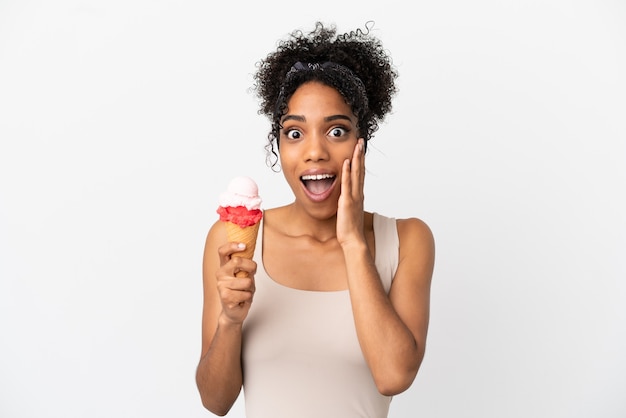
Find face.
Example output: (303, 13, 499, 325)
(279, 81, 359, 219)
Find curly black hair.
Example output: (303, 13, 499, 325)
(252, 21, 398, 169)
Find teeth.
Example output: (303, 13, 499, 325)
(301, 174, 334, 181)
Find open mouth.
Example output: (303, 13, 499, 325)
(301, 173, 336, 195)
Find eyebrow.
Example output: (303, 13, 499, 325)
(281, 114, 353, 123)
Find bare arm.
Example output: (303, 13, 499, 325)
(195, 221, 257, 415)
(337, 139, 435, 395)
(343, 218, 434, 396)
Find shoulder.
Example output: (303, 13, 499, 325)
(396, 217, 433, 243)
(207, 218, 226, 238)
(386, 215, 435, 264)
(395, 217, 435, 275)
(372, 213, 434, 245)
(204, 219, 228, 253)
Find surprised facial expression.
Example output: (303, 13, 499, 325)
(279, 81, 359, 217)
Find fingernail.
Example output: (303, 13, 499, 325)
(238, 243, 246, 249)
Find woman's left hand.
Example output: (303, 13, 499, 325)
(337, 138, 366, 248)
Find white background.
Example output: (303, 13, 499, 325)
(1, 1, 625, 417)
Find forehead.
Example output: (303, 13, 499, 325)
(287, 82, 351, 112)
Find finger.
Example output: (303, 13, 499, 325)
(220, 276, 255, 293)
(350, 138, 365, 198)
(220, 288, 255, 310)
(218, 277, 256, 307)
(217, 242, 247, 265)
(359, 139, 366, 191)
(341, 157, 352, 197)
(217, 256, 257, 282)
(231, 256, 257, 278)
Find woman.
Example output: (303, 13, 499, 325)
(196, 22, 435, 418)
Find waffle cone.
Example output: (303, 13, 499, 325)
(224, 221, 260, 278)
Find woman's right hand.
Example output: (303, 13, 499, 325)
(197, 230, 252, 415)
(216, 242, 257, 324)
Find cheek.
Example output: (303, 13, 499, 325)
(278, 141, 302, 162)
(338, 142, 357, 159)
(278, 149, 290, 168)
(278, 150, 299, 180)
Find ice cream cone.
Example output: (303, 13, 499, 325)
(217, 176, 263, 278)
(224, 221, 260, 277)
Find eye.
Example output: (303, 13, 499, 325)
(285, 129, 302, 140)
(329, 127, 347, 138)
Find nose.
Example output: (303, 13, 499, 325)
(304, 134, 329, 162)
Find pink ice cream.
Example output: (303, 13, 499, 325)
(217, 176, 263, 227)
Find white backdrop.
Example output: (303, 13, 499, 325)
(1, 1, 625, 417)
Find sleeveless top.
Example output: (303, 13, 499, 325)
(241, 213, 399, 418)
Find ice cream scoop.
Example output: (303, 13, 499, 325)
(216, 176, 263, 276)
(218, 176, 263, 211)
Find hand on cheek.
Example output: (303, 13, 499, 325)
(337, 138, 366, 246)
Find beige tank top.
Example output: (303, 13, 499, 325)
(242, 213, 399, 418)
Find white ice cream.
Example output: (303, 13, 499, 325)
(218, 176, 262, 210)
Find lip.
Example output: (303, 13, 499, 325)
(299, 168, 338, 203)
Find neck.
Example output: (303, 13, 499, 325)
(280, 203, 339, 243)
